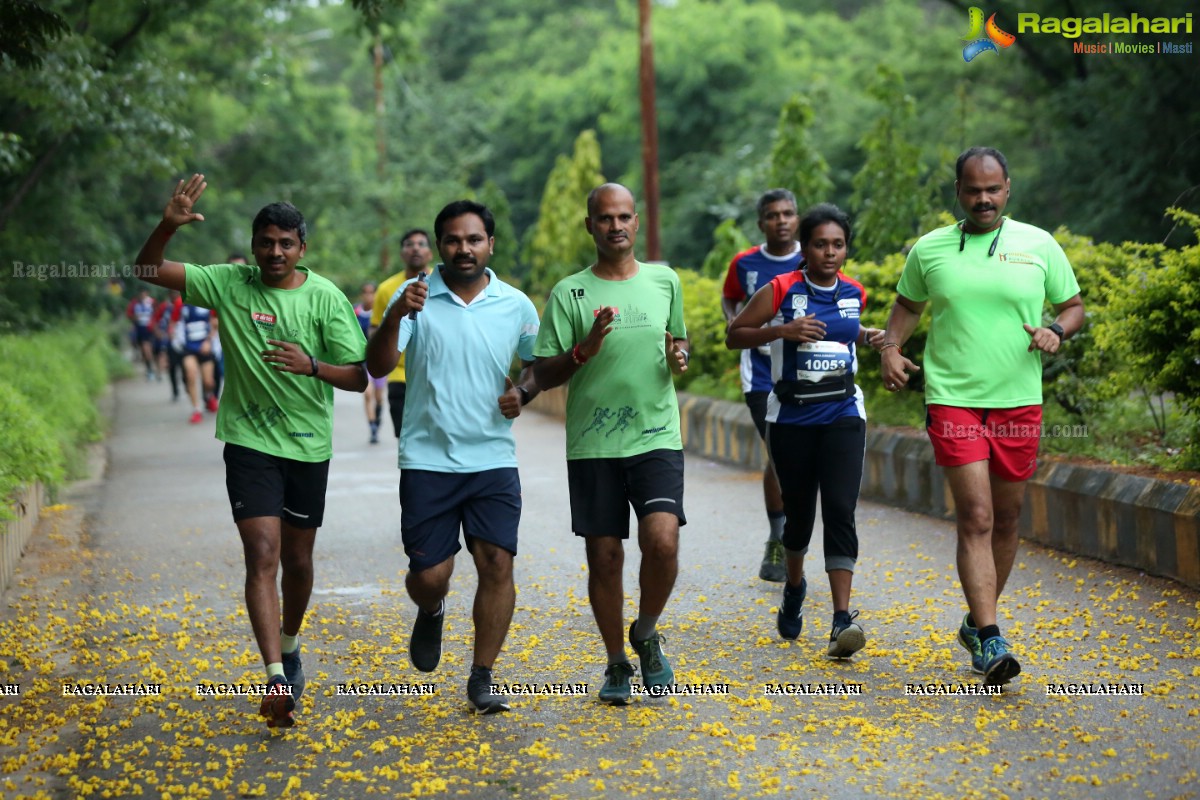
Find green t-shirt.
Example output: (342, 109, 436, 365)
(183, 263, 366, 462)
(896, 218, 1081, 408)
(534, 262, 687, 459)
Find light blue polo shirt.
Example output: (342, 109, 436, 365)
(390, 265, 539, 472)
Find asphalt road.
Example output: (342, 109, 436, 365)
(0, 377, 1197, 800)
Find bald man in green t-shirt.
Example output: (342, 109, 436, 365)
(879, 147, 1084, 687)
(534, 183, 690, 706)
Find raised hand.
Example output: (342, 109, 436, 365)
(577, 305, 616, 360)
(163, 173, 208, 229)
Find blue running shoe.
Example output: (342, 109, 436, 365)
(981, 636, 1021, 686)
(629, 623, 674, 689)
(281, 643, 305, 700)
(957, 614, 984, 674)
(777, 576, 806, 640)
(599, 662, 636, 706)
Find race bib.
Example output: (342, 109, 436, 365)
(794, 340, 851, 383)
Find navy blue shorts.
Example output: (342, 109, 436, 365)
(223, 443, 329, 528)
(566, 449, 686, 538)
(399, 468, 521, 571)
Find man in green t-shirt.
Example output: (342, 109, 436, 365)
(879, 148, 1084, 687)
(533, 183, 690, 705)
(133, 174, 368, 728)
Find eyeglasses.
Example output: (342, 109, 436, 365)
(960, 219, 1004, 257)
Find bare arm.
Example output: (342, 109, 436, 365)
(1024, 293, 1085, 354)
(262, 339, 366, 392)
(726, 285, 828, 349)
(880, 294, 925, 391)
(365, 279, 428, 378)
(721, 296, 741, 325)
(133, 174, 208, 292)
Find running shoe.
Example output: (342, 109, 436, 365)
(259, 675, 295, 728)
(369, 421, 379, 445)
(629, 623, 674, 688)
(467, 665, 511, 715)
(409, 601, 443, 673)
(205, 394, 219, 413)
(188, 410, 203, 425)
(598, 661, 636, 706)
(777, 576, 806, 640)
(758, 540, 786, 583)
(281, 643, 305, 700)
(827, 610, 866, 658)
(957, 614, 984, 674)
(981, 636, 1021, 686)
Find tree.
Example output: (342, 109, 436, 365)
(522, 130, 605, 301)
(768, 94, 834, 215)
(850, 66, 936, 261)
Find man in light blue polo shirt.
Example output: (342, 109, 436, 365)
(366, 199, 540, 715)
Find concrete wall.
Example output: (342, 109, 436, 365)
(1, 482, 44, 594)
(529, 387, 1200, 589)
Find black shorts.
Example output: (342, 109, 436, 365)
(183, 348, 215, 365)
(567, 449, 686, 538)
(387, 381, 407, 439)
(400, 468, 521, 571)
(223, 443, 330, 528)
(744, 391, 769, 440)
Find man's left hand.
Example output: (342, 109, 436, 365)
(498, 375, 522, 419)
(263, 339, 313, 374)
(1023, 323, 1061, 354)
(667, 333, 688, 374)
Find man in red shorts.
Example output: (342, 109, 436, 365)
(879, 147, 1084, 686)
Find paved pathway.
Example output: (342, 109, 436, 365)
(0, 378, 1197, 799)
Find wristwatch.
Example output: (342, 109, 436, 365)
(1048, 322, 1066, 342)
(516, 385, 531, 406)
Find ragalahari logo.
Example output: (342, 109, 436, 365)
(962, 7, 1016, 61)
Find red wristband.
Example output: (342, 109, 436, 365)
(571, 344, 589, 365)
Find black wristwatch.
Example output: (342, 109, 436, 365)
(516, 385, 531, 406)
(1048, 322, 1066, 342)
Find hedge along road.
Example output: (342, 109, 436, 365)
(0, 377, 1197, 800)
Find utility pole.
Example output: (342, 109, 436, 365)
(373, 32, 389, 273)
(638, 0, 662, 261)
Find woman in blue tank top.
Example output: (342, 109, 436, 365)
(726, 204, 882, 659)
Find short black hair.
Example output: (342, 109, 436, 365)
(956, 146, 1009, 181)
(434, 201, 495, 241)
(399, 228, 430, 248)
(226, 252, 246, 262)
(756, 189, 797, 220)
(798, 203, 852, 248)
(252, 202, 306, 244)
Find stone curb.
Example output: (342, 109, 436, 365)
(529, 386, 1200, 589)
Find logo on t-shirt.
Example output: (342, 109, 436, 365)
(998, 252, 1037, 265)
(791, 296, 808, 312)
(252, 312, 277, 332)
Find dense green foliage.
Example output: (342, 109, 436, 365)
(0, 324, 123, 515)
(2, 0, 1198, 469)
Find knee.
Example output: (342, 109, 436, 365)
(407, 562, 451, 595)
(280, 548, 313, 578)
(587, 544, 624, 580)
(956, 504, 994, 538)
(242, 542, 278, 578)
(641, 532, 678, 564)
(474, 547, 513, 584)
